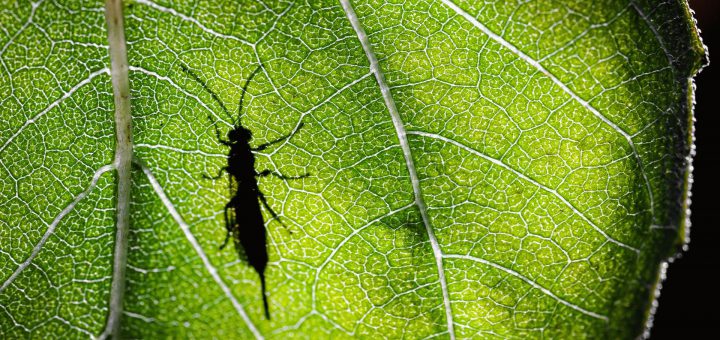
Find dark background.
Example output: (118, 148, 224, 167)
(650, 0, 718, 338)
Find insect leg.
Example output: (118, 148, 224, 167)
(257, 191, 292, 233)
(252, 122, 305, 151)
(208, 115, 231, 146)
(257, 169, 309, 180)
(203, 166, 228, 180)
(219, 200, 234, 250)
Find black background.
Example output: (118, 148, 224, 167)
(650, 0, 718, 338)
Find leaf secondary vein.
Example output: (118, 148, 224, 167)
(0, 68, 110, 154)
(630, 1, 675, 75)
(339, 1, 456, 339)
(407, 130, 640, 253)
(137, 159, 263, 340)
(133, 0, 255, 47)
(0, 164, 115, 293)
(444, 254, 608, 320)
(439, 0, 656, 222)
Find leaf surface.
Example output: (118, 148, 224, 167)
(0, 0, 706, 338)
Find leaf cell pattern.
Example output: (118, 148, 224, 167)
(0, 0, 705, 339)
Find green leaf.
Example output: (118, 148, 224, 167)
(0, 0, 706, 338)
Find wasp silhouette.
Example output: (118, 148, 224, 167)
(181, 64, 308, 320)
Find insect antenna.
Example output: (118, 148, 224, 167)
(235, 64, 263, 126)
(179, 64, 234, 130)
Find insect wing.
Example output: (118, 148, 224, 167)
(228, 171, 238, 197)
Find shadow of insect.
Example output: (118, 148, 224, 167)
(181, 63, 308, 319)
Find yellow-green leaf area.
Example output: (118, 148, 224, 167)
(0, 0, 705, 339)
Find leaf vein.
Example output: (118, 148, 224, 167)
(630, 1, 675, 74)
(407, 130, 640, 253)
(136, 159, 263, 340)
(439, 0, 655, 222)
(0, 164, 115, 293)
(133, 0, 255, 47)
(0, 68, 110, 154)
(444, 254, 609, 321)
(339, 1, 456, 338)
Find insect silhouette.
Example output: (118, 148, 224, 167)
(180, 63, 308, 320)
